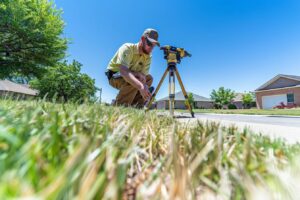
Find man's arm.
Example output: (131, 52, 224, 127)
(132, 71, 146, 83)
(119, 65, 150, 100)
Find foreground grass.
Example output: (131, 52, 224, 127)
(1, 100, 300, 199)
(179, 108, 300, 116)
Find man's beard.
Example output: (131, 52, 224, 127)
(142, 42, 150, 55)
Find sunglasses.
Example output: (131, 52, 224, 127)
(145, 37, 154, 47)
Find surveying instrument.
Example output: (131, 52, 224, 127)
(145, 45, 195, 118)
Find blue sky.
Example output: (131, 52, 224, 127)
(54, 0, 300, 103)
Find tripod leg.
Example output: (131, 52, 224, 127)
(169, 69, 175, 117)
(174, 68, 195, 118)
(145, 68, 169, 111)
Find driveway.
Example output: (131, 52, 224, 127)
(176, 113, 300, 144)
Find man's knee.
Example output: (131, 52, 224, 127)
(109, 77, 129, 90)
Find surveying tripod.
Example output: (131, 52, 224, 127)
(145, 46, 194, 118)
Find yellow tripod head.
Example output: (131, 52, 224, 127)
(160, 45, 192, 64)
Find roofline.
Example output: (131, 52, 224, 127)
(255, 85, 300, 93)
(281, 75, 300, 82)
(156, 91, 212, 102)
(256, 74, 300, 91)
(0, 90, 37, 96)
(0, 80, 38, 96)
(156, 99, 213, 102)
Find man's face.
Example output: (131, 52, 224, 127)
(142, 37, 156, 55)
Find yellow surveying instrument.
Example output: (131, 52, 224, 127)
(145, 45, 195, 118)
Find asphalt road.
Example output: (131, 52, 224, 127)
(176, 113, 300, 144)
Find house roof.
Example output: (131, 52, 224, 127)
(282, 74, 300, 81)
(233, 93, 243, 102)
(233, 93, 256, 102)
(0, 80, 38, 96)
(255, 74, 300, 91)
(157, 91, 212, 102)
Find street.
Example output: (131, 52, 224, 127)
(176, 113, 300, 144)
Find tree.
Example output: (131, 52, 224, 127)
(185, 93, 195, 109)
(210, 87, 236, 109)
(0, 0, 68, 79)
(30, 60, 97, 102)
(6, 72, 35, 84)
(242, 92, 254, 109)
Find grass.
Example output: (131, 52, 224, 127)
(1, 99, 300, 199)
(179, 108, 300, 116)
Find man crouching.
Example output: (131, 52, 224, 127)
(105, 28, 160, 107)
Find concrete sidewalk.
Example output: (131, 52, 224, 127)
(175, 113, 300, 144)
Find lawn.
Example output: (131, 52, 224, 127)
(1, 99, 300, 199)
(179, 108, 300, 116)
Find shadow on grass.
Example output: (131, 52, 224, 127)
(173, 115, 194, 119)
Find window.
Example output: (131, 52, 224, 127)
(287, 93, 294, 103)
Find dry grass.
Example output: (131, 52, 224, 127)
(0, 99, 300, 199)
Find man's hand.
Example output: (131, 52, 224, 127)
(134, 73, 150, 100)
(139, 84, 151, 100)
(119, 66, 150, 100)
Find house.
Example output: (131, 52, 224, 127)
(0, 80, 38, 99)
(156, 91, 213, 109)
(231, 93, 244, 109)
(255, 74, 300, 109)
(231, 93, 256, 109)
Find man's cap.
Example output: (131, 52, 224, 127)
(143, 28, 160, 47)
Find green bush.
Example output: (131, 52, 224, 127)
(228, 103, 237, 109)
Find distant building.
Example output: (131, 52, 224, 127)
(231, 93, 256, 109)
(255, 74, 300, 109)
(156, 91, 213, 109)
(0, 80, 38, 99)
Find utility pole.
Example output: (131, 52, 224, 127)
(99, 88, 102, 104)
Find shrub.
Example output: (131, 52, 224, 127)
(273, 102, 298, 109)
(228, 103, 237, 109)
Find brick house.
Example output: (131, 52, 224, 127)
(231, 93, 256, 109)
(156, 91, 213, 109)
(255, 74, 300, 109)
(0, 80, 38, 99)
